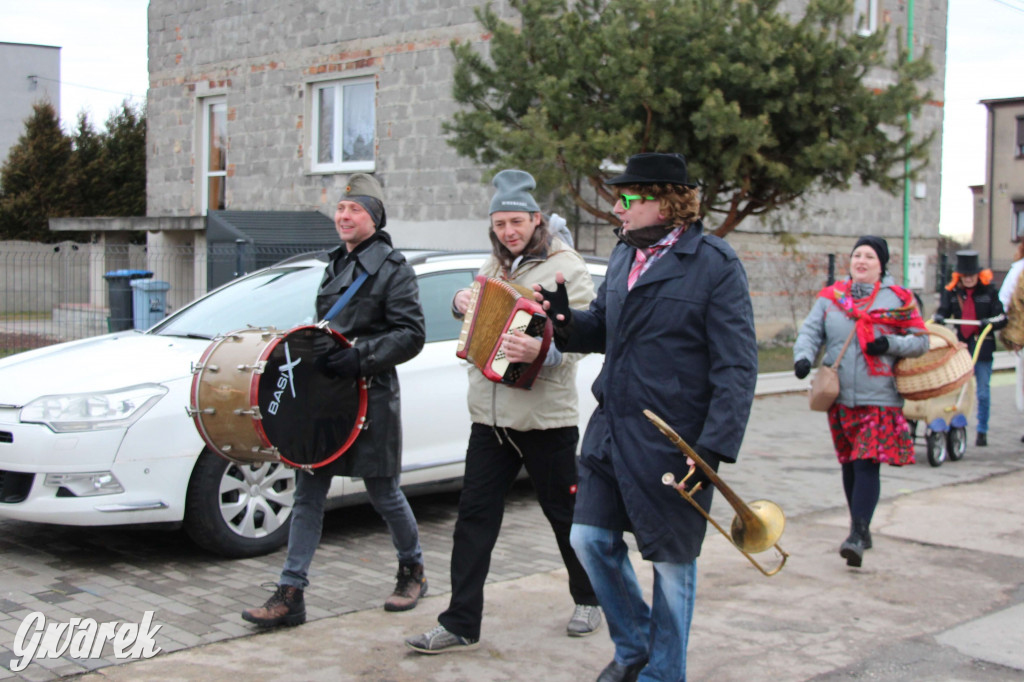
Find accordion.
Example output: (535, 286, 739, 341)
(456, 276, 553, 389)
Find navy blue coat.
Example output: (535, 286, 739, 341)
(561, 222, 758, 563)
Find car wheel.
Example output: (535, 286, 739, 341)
(184, 449, 296, 558)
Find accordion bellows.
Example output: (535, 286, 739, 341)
(456, 276, 552, 389)
(894, 323, 974, 401)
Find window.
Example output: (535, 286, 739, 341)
(201, 97, 227, 214)
(853, 0, 878, 36)
(417, 271, 477, 343)
(1014, 202, 1024, 242)
(1016, 117, 1024, 157)
(311, 78, 375, 173)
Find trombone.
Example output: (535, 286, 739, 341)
(644, 409, 789, 577)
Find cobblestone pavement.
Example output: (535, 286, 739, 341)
(0, 481, 568, 681)
(2, 376, 1022, 681)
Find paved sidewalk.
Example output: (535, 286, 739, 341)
(69, 380, 1024, 682)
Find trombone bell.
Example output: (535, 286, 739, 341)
(650, 410, 789, 577)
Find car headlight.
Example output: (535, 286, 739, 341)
(20, 384, 169, 433)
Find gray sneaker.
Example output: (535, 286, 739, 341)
(566, 604, 602, 637)
(405, 624, 480, 654)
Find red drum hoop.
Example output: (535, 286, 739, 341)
(190, 325, 367, 469)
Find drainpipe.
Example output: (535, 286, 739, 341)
(986, 104, 995, 267)
(902, 0, 914, 286)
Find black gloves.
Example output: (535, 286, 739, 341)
(320, 346, 361, 379)
(932, 314, 945, 325)
(794, 359, 811, 379)
(536, 280, 573, 328)
(686, 445, 720, 492)
(865, 336, 889, 356)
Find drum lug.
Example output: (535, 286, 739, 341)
(236, 360, 267, 374)
(235, 406, 264, 419)
(191, 362, 218, 374)
(185, 406, 215, 416)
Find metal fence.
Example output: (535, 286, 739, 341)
(0, 240, 328, 356)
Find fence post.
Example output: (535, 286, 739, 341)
(234, 239, 247, 279)
(827, 254, 835, 286)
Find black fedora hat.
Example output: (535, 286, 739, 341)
(606, 152, 698, 188)
(954, 250, 981, 275)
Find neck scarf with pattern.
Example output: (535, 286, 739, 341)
(818, 279, 926, 376)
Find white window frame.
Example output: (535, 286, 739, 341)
(310, 77, 376, 173)
(853, 0, 878, 36)
(200, 96, 227, 215)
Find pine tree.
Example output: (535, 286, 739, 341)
(446, 0, 934, 237)
(99, 100, 146, 217)
(0, 102, 73, 241)
(66, 112, 106, 217)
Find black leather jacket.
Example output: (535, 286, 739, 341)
(315, 231, 425, 478)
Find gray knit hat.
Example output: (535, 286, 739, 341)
(340, 173, 386, 228)
(489, 169, 541, 215)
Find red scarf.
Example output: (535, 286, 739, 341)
(817, 280, 926, 376)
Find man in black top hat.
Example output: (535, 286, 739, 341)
(536, 152, 758, 682)
(934, 250, 1007, 446)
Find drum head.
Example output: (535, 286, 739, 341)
(256, 326, 366, 468)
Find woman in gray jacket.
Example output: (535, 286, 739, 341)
(793, 236, 928, 568)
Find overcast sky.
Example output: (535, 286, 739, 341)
(1, 0, 1023, 241)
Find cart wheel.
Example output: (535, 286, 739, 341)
(947, 427, 967, 461)
(926, 428, 947, 467)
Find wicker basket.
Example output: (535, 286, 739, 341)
(894, 324, 974, 401)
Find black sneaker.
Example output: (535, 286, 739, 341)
(976, 433, 987, 447)
(405, 624, 479, 654)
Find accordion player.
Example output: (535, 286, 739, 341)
(456, 275, 553, 389)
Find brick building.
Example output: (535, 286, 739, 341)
(140, 0, 948, 337)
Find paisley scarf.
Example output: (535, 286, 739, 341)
(818, 279, 926, 376)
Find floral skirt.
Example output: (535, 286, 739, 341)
(827, 403, 916, 467)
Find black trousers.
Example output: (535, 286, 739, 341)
(439, 423, 598, 639)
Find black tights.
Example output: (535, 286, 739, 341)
(841, 460, 880, 524)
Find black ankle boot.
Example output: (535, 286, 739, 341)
(840, 519, 869, 567)
(241, 584, 306, 627)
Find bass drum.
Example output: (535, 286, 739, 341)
(190, 325, 367, 469)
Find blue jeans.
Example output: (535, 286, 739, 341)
(280, 471, 422, 588)
(974, 360, 992, 434)
(570, 523, 696, 681)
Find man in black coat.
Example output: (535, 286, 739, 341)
(934, 250, 1007, 446)
(537, 153, 758, 682)
(242, 173, 427, 627)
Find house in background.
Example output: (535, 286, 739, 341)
(0, 41, 60, 172)
(972, 96, 1024, 280)
(75, 0, 944, 337)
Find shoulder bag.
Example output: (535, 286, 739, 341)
(808, 328, 857, 412)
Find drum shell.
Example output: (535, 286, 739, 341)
(190, 326, 367, 468)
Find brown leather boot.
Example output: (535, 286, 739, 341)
(241, 584, 306, 627)
(384, 563, 427, 612)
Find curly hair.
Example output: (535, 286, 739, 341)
(488, 213, 550, 272)
(616, 183, 701, 225)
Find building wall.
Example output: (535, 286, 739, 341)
(976, 97, 1024, 274)
(0, 42, 60, 172)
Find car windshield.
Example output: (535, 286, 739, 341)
(151, 264, 324, 338)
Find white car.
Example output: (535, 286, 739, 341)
(0, 251, 605, 557)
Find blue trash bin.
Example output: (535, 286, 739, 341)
(131, 279, 172, 330)
(104, 269, 153, 331)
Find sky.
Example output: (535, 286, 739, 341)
(1, 0, 1023, 241)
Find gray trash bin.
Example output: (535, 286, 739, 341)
(130, 279, 171, 330)
(104, 270, 153, 332)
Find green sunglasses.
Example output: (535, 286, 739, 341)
(619, 194, 655, 209)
